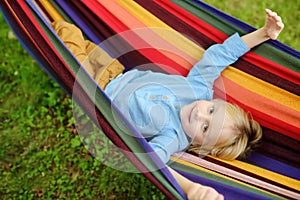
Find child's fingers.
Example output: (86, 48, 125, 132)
(275, 15, 282, 21)
(265, 8, 271, 14)
(277, 21, 284, 29)
(266, 9, 283, 25)
(269, 11, 278, 18)
(273, 15, 284, 28)
(265, 8, 280, 19)
(265, 8, 274, 16)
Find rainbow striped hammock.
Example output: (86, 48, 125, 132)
(1, 1, 299, 199)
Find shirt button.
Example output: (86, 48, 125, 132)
(150, 95, 155, 99)
(163, 96, 168, 100)
(175, 105, 179, 109)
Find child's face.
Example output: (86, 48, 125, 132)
(180, 100, 238, 148)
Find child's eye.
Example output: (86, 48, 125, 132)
(203, 123, 209, 132)
(209, 106, 214, 114)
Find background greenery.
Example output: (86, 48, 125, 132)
(0, 1, 299, 199)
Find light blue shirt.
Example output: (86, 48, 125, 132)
(104, 33, 250, 163)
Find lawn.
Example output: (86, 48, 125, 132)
(0, 1, 299, 199)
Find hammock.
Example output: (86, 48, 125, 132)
(1, 1, 299, 199)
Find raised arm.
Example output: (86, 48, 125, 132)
(241, 8, 284, 49)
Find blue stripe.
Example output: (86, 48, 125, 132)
(246, 152, 300, 180)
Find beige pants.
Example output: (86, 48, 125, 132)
(51, 21, 125, 90)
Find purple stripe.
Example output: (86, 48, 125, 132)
(56, 1, 102, 45)
(245, 152, 300, 180)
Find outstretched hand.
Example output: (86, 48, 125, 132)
(263, 8, 284, 40)
(241, 8, 284, 49)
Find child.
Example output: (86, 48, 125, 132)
(52, 8, 283, 199)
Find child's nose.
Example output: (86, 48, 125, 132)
(194, 108, 210, 121)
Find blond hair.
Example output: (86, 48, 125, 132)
(188, 99, 262, 160)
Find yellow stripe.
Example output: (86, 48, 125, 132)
(115, 0, 203, 61)
(209, 156, 300, 191)
(38, 0, 64, 21)
(170, 157, 283, 199)
(222, 67, 300, 112)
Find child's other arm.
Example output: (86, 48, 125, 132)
(167, 166, 223, 200)
(241, 9, 284, 49)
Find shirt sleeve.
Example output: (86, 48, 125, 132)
(148, 132, 181, 164)
(187, 33, 250, 90)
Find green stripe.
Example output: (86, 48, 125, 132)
(49, 0, 73, 22)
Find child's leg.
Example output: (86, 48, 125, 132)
(51, 21, 124, 90)
(85, 41, 124, 89)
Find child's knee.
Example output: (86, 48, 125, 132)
(51, 21, 86, 45)
(51, 21, 76, 36)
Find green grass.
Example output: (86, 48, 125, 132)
(1, 1, 299, 200)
